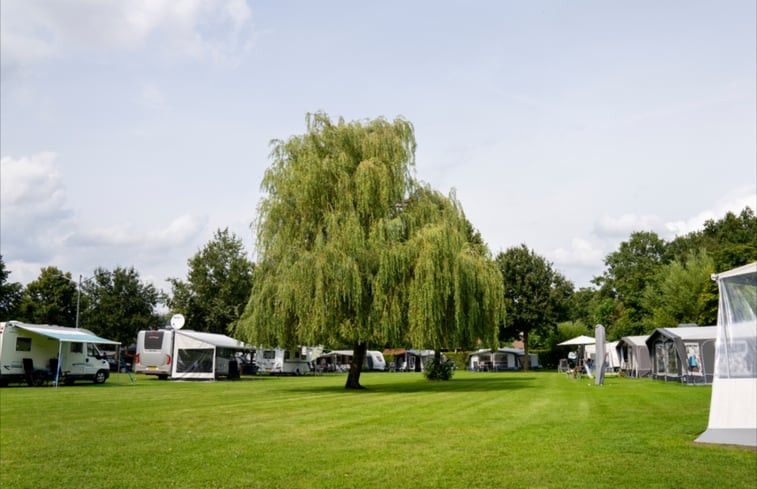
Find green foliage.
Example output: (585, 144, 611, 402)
(237, 113, 503, 388)
(495, 244, 573, 365)
(169, 228, 254, 334)
(424, 357, 455, 380)
(576, 207, 755, 335)
(79, 267, 161, 345)
(598, 231, 666, 324)
(0, 256, 22, 320)
(643, 249, 717, 327)
(668, 207, 757, 272)
(535, 321, 591, 367)
(443, 350, 469, 370)
(17, 267, 78, 326)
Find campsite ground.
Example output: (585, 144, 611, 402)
(1, 371, 755, 488)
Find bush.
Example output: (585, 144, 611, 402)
(424, 358, 455, 381)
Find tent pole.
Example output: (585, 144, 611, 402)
(54, 341, 63, 389)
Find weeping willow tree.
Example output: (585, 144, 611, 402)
(236, 113, 503, 389)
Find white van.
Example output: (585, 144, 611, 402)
(0, 321, 115, 386)
(135, 328, 251, 380)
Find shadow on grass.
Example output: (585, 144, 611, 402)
(283, 375, 537, 395)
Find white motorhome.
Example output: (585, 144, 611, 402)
(256, 346, 323, 375)
(0, 321, 118, 386)
(134, 325, 251, 381)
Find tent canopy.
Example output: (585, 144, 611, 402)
(12, 322, 120, 345)
(697, 261, 756, 447)
(558, 335, 595, 346)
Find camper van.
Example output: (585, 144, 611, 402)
(134, 327, 251, 380)
(0, 321, 116, 386)
(256, 346, 323, 375)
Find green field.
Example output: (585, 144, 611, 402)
(1, 371, 755, 488)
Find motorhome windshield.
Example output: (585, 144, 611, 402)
(144, 331, 165, 350)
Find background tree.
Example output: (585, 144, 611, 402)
(17, 267, 78, 325)
(79, 267, 161, 345)
(169, 228, 254, 334)
(0, 255, 23, 320)
(668, 207, 757, 272)
(495, 244, 573, 370)
(594, 231, 666, 330)
(237, 113, 503, 389)
(642, 249, 717, 327)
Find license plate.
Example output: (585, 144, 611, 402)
(148, 366, 157, 370)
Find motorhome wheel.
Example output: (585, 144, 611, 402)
(94, 370, 107, 384)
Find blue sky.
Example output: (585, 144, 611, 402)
(2, 0, 755, 294)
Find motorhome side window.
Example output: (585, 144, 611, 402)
(144, 331, 164, 350)
(15, 337, 31, 352)
(87, 344, 97, 357)
(71, 343, 83, 354)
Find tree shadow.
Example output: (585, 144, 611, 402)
(283, 375, 537, 395)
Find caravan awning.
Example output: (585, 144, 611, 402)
(13, 323, 120, 345)
(176, 330, 251, 349)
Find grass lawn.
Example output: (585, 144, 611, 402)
(1, 371, 755, 488)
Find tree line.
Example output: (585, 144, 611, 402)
(0, 228, 254, 347)
(1, 114, 755, 386)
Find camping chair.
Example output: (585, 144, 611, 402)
(22, 358, 46, 387)
(558, 358, 570, 374)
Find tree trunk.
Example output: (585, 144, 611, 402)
(345, 341, 367, 389)
(523, 330, 530, 372)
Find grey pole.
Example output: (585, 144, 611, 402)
(75, 274, 82, 328)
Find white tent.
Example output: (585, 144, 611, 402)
(696, 262, 757, 447)
(585, 341, 620, 371)
(171, 330, 250, 380)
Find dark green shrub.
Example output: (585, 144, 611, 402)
(424, 358, 455, 381)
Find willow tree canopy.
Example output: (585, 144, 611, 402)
(236, 113, 503, 388)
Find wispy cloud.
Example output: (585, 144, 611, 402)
(664, 187, 756, 237)
(1, 0, 256, 77)
(0, 152, 74, 262)
(1, 152, 208, 287)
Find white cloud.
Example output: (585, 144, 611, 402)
(0, 0, 256, 72)
(65, 214, 206, 251)
(551, 238, 606, 268)
(0, 152, 208, 288)
(594, 213, 664, 238)
(0, 152, 74, 261)
(664, 187, 756, 238)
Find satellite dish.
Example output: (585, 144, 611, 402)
(170, 314, 185, 330)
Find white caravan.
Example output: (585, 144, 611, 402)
(0, 321, 118, 386)
(314, 350, 387, 372)
(135, 327, 251, 380)
(365, 350, 387, 371)
(256, 346, 323, 375)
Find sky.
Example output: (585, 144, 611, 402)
(1, 0, 755, 296)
